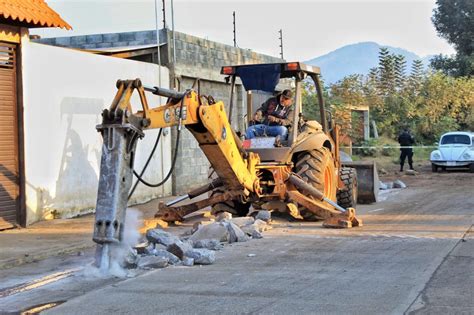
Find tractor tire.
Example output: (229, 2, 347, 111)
(294, 147, 337, 221)
(431, 163, 438, 172)
(336, 167, 358, 209)
(208, 168, 250, 217)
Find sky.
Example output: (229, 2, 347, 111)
(32, 0, 456, 61)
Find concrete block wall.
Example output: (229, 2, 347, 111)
(169, 31, 283, 194)
(35, 29, 284, 195)
(35, 29, 168, 49)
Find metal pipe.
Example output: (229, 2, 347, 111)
(289, 173, 346, 213)
(143, 85, 186, 99)
(165, 194, 189, 207)
(289, 78, 301, 145)
(228, 75, 236, 123)
(171, 0, 176, 64)
(165, 178, 223, 207)
(312, 74, 327, 133)
(154, 0, 162, 104)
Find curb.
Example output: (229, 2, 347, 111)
(0, 242, 95, 270)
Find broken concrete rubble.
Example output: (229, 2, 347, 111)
(225, 222, 249, 243)
(134, 211, 271, 272)
(153, 249, 181, 265)
(138, 255, 169, 269)
(215, 211, 232, 222)
(189, 222, 229, 243)
(184, 248, 216, 265)
(255, 210, 272, 223)
(192, 239, 224, 251)
(229, 216, 255, 227)
(251, 230, 263, 239)
(166, 240, 193, 260)
(393, 179, 407, 189)
(146, 228, 180, 247)
(182, 257, 194, 266)
(122, 248, 138, 269)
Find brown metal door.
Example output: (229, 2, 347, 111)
(0, 42, 19, 229)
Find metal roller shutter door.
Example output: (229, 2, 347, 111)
(0, 42, 19, 230)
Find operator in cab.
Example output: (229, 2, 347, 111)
(245, 89, 294, 140)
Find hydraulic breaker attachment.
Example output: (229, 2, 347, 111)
(287, 173, 362, 228)
(93, 108, 143, 246)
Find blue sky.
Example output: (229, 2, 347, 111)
(33, 0, 455, 60)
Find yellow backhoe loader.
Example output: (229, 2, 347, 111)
(92, 62, 377, 265)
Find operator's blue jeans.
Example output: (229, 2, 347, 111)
(245, 124, 288, 139)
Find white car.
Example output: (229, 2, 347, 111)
(430, 132, 474, 172)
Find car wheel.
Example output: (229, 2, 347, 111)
(469, 163, 474, 173)
(441, 166, 447, 172)
(431, 163, 438, 172)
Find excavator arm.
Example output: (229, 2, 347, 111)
(93, 79, 259, 247)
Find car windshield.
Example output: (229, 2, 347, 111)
(440, 134, 471, 145)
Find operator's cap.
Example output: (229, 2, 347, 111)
(281, 89, 293, 100)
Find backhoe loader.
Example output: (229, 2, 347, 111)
(92, 62, 377, 266)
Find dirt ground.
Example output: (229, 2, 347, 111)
(0, 161, 472, 314)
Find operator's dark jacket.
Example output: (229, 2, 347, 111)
(255, 96, 293, 126)
(398, 131, 415, 148)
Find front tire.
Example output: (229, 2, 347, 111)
(336, 167, 358, 209)
(469, 163, 474, 173)
(431, 163, 438, 172)
(294, 147, 337, 221)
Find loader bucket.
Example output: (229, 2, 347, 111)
(342, 161, 379, 204)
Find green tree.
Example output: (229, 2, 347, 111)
(431, 0, 474, 76)
(394, 54, 407, 90)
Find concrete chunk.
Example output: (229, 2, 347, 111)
(185, 248, 216, 265)
(242, 219, 270, 235)
(192, 239, 224, 251)
(230, 217, 255, 227)
(166, 241, 193, 260)
(393, 179, 407, 189)
(255, 210, 272, 223)
(146, 228, 180, 247)
(153, 249, 181, 265)
(182, 257, 194, 266)
(138, 255, 168, 269)
(226, 222, 249, 243)
(215, 212, 232, 222)
(189, 222, 229, 243)
(251, 230, 263, 239)
(122, 248, 138, 269)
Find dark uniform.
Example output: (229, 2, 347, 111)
(398, 130, 415, 171)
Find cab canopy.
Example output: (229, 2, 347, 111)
(221, 62, 321, 93)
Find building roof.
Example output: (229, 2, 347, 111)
(0, 0, 71, 29)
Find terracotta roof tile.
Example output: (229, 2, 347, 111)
(0, 0, 71, 29)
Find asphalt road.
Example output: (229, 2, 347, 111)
(1, 169, 472, 314)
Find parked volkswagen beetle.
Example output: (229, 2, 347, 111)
(430, 132, 474, 172)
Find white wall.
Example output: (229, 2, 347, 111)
(21, 40, 172, 225)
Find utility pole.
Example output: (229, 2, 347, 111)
(154, 0, 162, 102)
(233, 11, 237, 47)
(279, 29, 284, 59)
(162, 0, 167, 28)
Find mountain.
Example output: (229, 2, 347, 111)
(305, 42, 432, 85)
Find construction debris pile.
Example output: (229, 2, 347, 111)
(379, 179, 407, 190)
(124, 211, 272, 270)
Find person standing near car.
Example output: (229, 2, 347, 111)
(398, 127, 415, 171)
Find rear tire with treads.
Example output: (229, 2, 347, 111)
(294, 147, 337, 221)
(336, 167, 357, 209)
